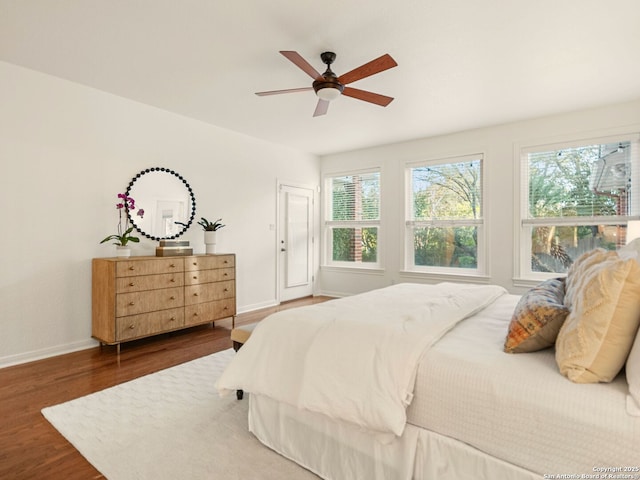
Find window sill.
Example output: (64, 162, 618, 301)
(512, 274, 566, 289)
(399, 270, 491, 284)
(320, 265, 385, 275)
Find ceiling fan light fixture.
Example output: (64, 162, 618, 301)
(315, 85, 342, 101)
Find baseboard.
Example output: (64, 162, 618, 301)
(0, 338, 98, 369)
(1, 299, 320, 369)
(237, 299, 279, 314)
(315, 289, 348, 298)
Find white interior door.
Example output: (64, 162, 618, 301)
(278, 184, 314, 302)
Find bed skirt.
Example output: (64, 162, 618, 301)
(248, 394, 538, 480)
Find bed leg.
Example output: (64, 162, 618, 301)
(232, 341, 245, 400)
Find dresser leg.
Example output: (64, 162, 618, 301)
(116, 343, 120, 356)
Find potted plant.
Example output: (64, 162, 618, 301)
(100, 193, 145, 257)
(198, 217, 225, 254)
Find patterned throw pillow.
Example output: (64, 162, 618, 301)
(504, 278, 569, 353)
(556, 250, 640, 383)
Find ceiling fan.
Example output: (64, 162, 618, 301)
(256, 51, 398, 117)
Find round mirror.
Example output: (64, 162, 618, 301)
(125, 167, 196, 241)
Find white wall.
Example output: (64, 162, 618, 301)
(318, 99, 640, 297)
(0, 61, 320, 367)
(2, 57, 638, 367)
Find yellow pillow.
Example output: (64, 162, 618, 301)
(563, 248, 609, 309)
(556, 250, 640, 383)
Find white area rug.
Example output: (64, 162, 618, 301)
(42, 349, 319, 480)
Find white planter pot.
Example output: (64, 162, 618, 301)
(204, 231, 217, 254)
(116, 245, 131, 258)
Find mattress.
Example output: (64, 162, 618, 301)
(407, 293, 640, 475)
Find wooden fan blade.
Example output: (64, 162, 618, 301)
(338, 54, 397, 85)
(313, 99, 329, 117)
(342, 87, 394, 107)
(255, 87, 313, 96)
(280, 51, 322, 80)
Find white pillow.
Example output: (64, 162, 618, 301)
(627, 331, 640, 416)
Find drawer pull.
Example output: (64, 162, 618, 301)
(170, 263, 176, 268)
(224, 260, 228, 264)
(170, 296, 175, 300)
(223, 273, 228, 277)
(193, 312, 198, 317)
(193, 292, 199, 297)
(129, 301, 135, 306)
(129, 324, 135, 329)
(170, 278, 175, 283)
(223, 306, 228, 310)
(193, 276, 198, 280)
(129, 266, 135, 271)
(192, 262, 198, 266)
(224, 288, 228, 292)
(129, 282, 135, 287)
(170, 317, 176, 321)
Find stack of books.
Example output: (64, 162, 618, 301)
(155, 240, 193, 257)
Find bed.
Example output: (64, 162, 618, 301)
(217, 249, 640, 480)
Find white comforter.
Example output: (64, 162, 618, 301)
(216, 282, 506, 437)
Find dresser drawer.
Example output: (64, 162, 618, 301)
(184, 255, 234, 271)
(116, 308, 185, 341)
(116, 258, 183, 277)
(184, 280, 235, 306)
(184, 267, 234, 286)
(116, 273, 184, 293)
(116, 287, 184, 317)
(184, 299, 236, 326)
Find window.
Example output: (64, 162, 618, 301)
(405, 154, 484, 274)
(519, 134, 640, 278)
(324, 170, 380, 267)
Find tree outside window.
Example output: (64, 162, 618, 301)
(524, 140, 636, 274)
(407, 156, 483, 272)
(326, 171, 380, 265)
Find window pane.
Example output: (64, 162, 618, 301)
(530, 224, 624, 273)
(331, 172, 380, 221)
(332, 227, 377, 263)
(411, 160, 481, 220)
(528, 142, 632, 219)
(413, 226, 477, 269)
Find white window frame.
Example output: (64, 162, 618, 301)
(515, 132, 640, 284)
(404, 153, 486, 277)
(322, 168, 382, 269)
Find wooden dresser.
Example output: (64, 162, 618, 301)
(92, 254, 236, 353)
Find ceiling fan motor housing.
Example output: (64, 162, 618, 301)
(312, 76, 345, 95)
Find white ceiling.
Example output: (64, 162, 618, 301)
(1, 0, 640, 156)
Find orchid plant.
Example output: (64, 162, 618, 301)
(100, 193, 145, 246)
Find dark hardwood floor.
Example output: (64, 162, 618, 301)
(0, 296, 330, 480)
